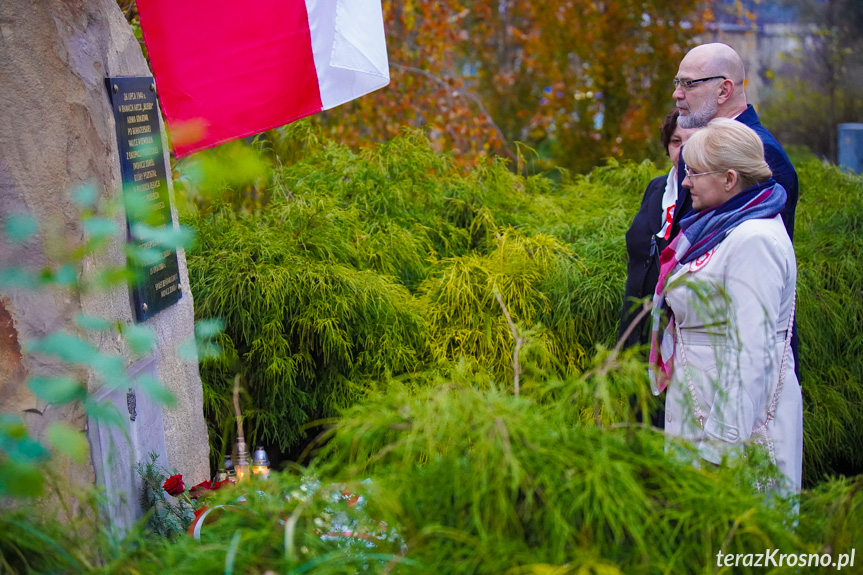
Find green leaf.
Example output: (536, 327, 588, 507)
(130, 222, 195, 250)
(0, 268, 37, 289)
(125, 244, 166, 266)
(0, 460, 45, 498)
(83, 217, 119, 239)
(197, 341, 222, 360)
(122, 324, 156, 355)
(53, 264, 79, 286)
(46, 422, 89, 463)
(0, 414, 28, 440)
(138, 375, 176, 407)
(28, 332, 128, 385)
(4, 213, 38, 244)
(178, 140, 270, 196)
(72, 184, 98, 208)
(178, 336, 222, 361)
(27, 331, 99, 364)
(85, 399, 127, 430)
(195, 318, 225, 339)
(87, 266, 135, 290)
(181, 320, 225, 361)
(123, 188, 154, 221)
(0, 415, 49, 462)
(90, 354, 128, 387)
(27, 376, 86, 405)
(177, 338, 199, 361)
(75, 314, 113, 332)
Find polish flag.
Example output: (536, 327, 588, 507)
(136, 0, 390, 158)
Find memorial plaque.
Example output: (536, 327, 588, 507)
(106, 76, 182, 322)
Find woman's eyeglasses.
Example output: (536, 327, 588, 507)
(684, 166, 725, 179)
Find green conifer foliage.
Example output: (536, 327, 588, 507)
(186, 126, 863, 485)
(96, 366, 862, 574)
(792, 159, 863, 481)
(187, 210, 428, 454)
(312, 381, 802, 574)
(419, 230, 569, 376)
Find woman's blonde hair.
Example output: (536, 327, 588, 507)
(682, 118, 772, 189)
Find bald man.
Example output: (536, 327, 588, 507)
(670, 43, 801, 385)
(670, 43, 798, 243)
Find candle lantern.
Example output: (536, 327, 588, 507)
(234, 439, 250, 483)
(231, 375, 251, 483)
(222, 453, 234, 481)
(251, 446, 270, 479)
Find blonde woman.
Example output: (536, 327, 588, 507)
(649, 118, 802, 492)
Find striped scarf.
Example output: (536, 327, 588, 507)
(648, 179, 787, 393)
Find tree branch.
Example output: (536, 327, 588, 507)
(495, 292, 522, 396)
(233, 374, 245, 448)
(390, 62, 514, 159)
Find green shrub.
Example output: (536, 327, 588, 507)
(187, 125, 863, 487)
(187, 204, 429, 458)
(314, 381, 795, 574)
(99, 366, 862, 574)
(793, 159, 863, 482)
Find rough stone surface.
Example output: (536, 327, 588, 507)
(0, 0, 209, 509)
(0, 297, 27, 411)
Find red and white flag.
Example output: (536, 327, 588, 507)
(136, 0, 390, 158)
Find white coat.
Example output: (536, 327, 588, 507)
(663, 214, 802, 492)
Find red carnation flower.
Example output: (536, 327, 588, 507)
(162, 474, 185, 496)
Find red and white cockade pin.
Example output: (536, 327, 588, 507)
(689, 247, 715, 272)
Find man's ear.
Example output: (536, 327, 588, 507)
(717, 79, 735, 105)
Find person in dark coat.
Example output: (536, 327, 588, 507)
(619, 109, 697, 349)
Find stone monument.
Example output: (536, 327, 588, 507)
(0, 0, 209, 529)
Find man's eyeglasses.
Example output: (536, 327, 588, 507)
(684, 166, 725, 179)
(672, 76, 727, 91)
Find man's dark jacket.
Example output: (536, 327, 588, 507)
(619, 175, 668, 348)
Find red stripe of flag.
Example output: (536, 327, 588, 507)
(136, 0, 323, 158)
